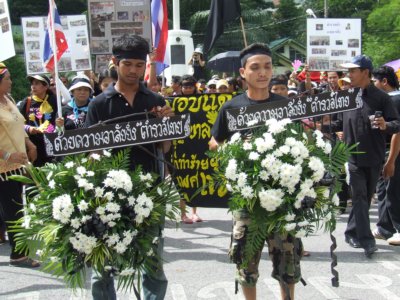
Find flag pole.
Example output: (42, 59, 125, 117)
(49, 0, 62, 119)
(240, 17, 248, 47)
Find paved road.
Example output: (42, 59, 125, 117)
(1, 203, 400, 300)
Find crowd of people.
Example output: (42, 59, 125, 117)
(1, 33, 400, 300)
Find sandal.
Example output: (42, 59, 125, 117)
(10, 257, 40, 268)
(192, 214, 203, 222)
(181, 215, 193, 224)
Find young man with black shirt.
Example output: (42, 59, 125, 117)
(338, 55, 400, 257)
(372, 66, 400, 245)
(85, 34, 173, 300)
(210, 43, 302, 300)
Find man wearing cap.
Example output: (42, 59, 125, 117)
(85, 34, 173, 300)
(17, 74, 57, 167)
(216, 79, 229, 93)
(206, 79, 218, 93)
(209, 43, 302, 300)
(188, 48, 206, 81)
(335, 55, 400, 257)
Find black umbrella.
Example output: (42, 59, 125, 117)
(206, 51, 241, 73)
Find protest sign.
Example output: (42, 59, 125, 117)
(307, 18, 361, 71)
(0, 0, 15, 61)
(21, 15, 91, 74)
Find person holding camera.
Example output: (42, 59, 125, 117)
(188, 48, 206, 81)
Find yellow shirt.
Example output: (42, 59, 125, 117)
(0, 95, 27, 174)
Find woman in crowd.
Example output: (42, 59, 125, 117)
(17, 74, 57, 167)
(56, 75, 94, 130)
(0, 62, 39, 267)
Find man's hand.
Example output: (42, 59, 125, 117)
(383, 160, 395, 178)
(374, 116, 387, 130)
(155, 105, 174, 118)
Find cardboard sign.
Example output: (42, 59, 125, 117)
(0, 0, 15, 61)
(226, 88, 361, 132)
(44, 114, 190, 156)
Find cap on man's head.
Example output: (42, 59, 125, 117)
(338, 77, 351, 89)
(340, 55, 373, 71)
(207, 79, 218, 87)
(194, 47, 203, 55)
(68, 74, 94, 93)
(27, 74, 50, 86)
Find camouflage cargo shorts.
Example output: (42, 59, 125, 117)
(230, 209, 303, 287)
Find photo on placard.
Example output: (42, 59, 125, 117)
(330, 60, 344, 69)
(26, 31, 40, 38)
(26, 21, 40, 28)
(311, 48, 326, 55)
(90, 1, 115, 37)
(111, 28, 134, 36)
(28, 62, 44, 73)
(76, 38, 88, 46)
(335, 40, 343, 46)
(58, 57, 72, 72)
(117, 11, 129, 21)
(29, 52, 41, 61)
(348, 39, 359, 48)
(133, 10, 148, 22)
(91, 39, 110, 54)
(316, 24, 323, 31)
(345, 23, 351, 30)
(70, 19, 86, 27)
(95, 54, 112, 73)
(75, 58, 90, 70)
(61, 17, 69, 30)
(308, 57, 329, 70)
(26, 41, 40, 50)
(0, 17, 9, 33)
(331, 50, 347, 57)
(309, 36, 330, 46)
(0, 3, 5, 14)
(76, 30, 86, 37)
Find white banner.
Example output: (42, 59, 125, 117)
(21, 15, 92, 75)
(307, 18, 361, 71)
(0, 0, 15, 61)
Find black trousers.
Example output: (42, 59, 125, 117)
(376, 155, 400, 237)
(345, 163, 382, 248)
(0, 179, 24, 259)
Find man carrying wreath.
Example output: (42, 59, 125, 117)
(209, 43, 303, 300)
(86, 34, 174, 300)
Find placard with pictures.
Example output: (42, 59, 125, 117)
(0, 0, 15, 61)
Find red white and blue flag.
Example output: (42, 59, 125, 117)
(43, 0, 68, 71)
(145, 0, 169, 80)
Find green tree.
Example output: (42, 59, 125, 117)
(363, 0, 400, 67)
(302, 0, 377, 19)
(272, 0, 304, 40)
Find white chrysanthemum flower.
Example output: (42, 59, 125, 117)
(166, 203, 173, 213)
(249, 152, 260, 160)
(22, 216, 31, 229)
(86, 171, 95, 177)
(285, 213, 296, 222)
(226, 183, 233, 192)
(259, 188, 284, 212)
(104, 170, 133, 192)
(36, 249, 44, 257)
(65, 161, 74, 169)
(95, 187, 104, 198)
(52, 194, 74, 224)
(308, 157, 325, 182)
(298, 220, 309, 227)
(324, 142, 332, 154)
(237, 172, 248, 188)
(241, 186, 254, 199)
(90, 153, 101, 161)
(106, 202, 120, 213)
(139, 173, 153, 182)
(279, 163, 302, 194)
(81, 158, 88, 163)
(69, 232, 97, 255)
(128, 196, 135, 206)
(243, 142, 252, 150)
(332, 194, 340, 206)
(152, 237, 159, 244)
(290, 146, 301, 158)
(120, 268, 135, 276)
(266, 118, 291, 135)
(295, 229, 307, 238)
(294, 199, 302, 209)
(259, 170, 269, 181)
(279, 145, 290, 155)
(76, 166, 86, 176)
(147, 248, 154, 256)
(285, 137, 297, 147)
(103, 150, 111, 157)
(29, 203, 36, 212)
(81, 215, 91, 223)
(104, 191, 114, 201)
(225, 159, 238, 180)
(284, 223, 296, 231)
(49, 180, 56, 189)
(314, 130, 323, 139)
(96, 206, 106, 215)
(70, 218, 81, 229)
(115, 242, 127, 254)
(229, 132, 242, 144)
(323, 188, 330, 199)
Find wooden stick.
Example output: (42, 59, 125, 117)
(240, 17, 248, 48)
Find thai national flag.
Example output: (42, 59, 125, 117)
(43, 0, 68, 71)
(145, 0, 169, 80)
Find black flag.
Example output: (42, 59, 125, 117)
(203, 0, 241, 55)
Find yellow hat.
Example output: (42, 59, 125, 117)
(338, 77, 351, 89)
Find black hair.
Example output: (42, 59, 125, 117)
(112, 34, 149, 62)
(240, 43, 272, 67)
(180, 74, 197, 85)
(372, 65, 399, 90)
(171, 75, 181, 84)
(269, 74, 288, 88)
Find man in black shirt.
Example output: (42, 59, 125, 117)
(372, 66, 400, 245)
(338, 55, 400, 257)
(210, 43, 301, 300)
(86, 34, 173, 300)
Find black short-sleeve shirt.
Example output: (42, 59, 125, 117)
(85, 82, 165, 173)
(211, 92, 288, 143)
